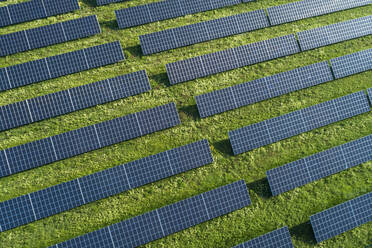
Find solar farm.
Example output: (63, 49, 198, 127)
(0, 0, 371, 247)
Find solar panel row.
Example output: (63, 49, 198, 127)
(267, 0, 371, 25)
(196, 61, 333, 118)
(0, 41, 125, 92)
(0, 15, 101, 57)
(267, 134, 372, 196)
(115, 0, 250, 29)
(166, 34, 300, 85)
(310, 192, 372, 242)
(0, 140, 213, 232)
(233, 226, 294, 248)
(331, 48, 372, 79)
(52, 180, 251, 248)
(229, 91, 370, 155)
(0, 70, 150, 132)
(0, 103, 180, 178)
(298, 15, 372, 51)
(0, 0, 80, 28)
(139, 9, 269, 55)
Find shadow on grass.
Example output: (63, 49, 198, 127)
(125, 45, 143, 58)
(289, 221, 317, 245)
(80, 0, 96, 7)
(246, 177, 272, 199)
(150, 73, 170, 86)
(179, 105, 200, 121)
(213, 139, 233, 156)
(100, 20, 119, 30)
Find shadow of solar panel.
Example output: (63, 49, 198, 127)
(310, 192, 372, 242)
(298, 15, 372, 51)
(330, 48, 372, 79)
(267, 0, 371, 26)
(53, 180, 250, 248)
(166, 34, 300, 84)
(140, 8, 268, 55)
(267, 134, 372, 196)
(0, 41, 125, 92)
(0, 103, 180, 178)
(233, 226, 294, 248)
(0, 0, 79, 28)
(229, 91, 370, 155)
(57, 228, 114, 248)
(115, 0, 242, 29)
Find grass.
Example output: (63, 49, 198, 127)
(0, 0, 371, 247)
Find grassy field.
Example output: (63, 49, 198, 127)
(0, 0, 371, 247)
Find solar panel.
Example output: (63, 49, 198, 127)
(267, 134, 372, 196)
(115, 0, 248, 29)
(368, 88, 372, 102)
(0, 103, 180, 178)
(139, 9, 269, 55)
(0, 0, 80, 28)
(233, 227, 294, 248)
(298, 15, 372, 51)
(0, 41, 125, 92)
(52, 180, 251, 248)
(0, 15, 101, 57)
(196, 61, 333, 118)
(267, 0, 372, 26)
(330, 48, 372, 79)
(166, 34, 300, 85)
(0, 140, 212, 231)
(0, 70, 150, 131)
(229, 91, 370, 155)
(310, 192, 372, 243)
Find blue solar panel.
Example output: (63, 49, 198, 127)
(330, 48, 372, 79)
(115, 0, 244, 29)
(140, 9, 269, 55)
(233, 227, 294, 248)
(0, 41, 125, 92)
(0, 15, 100, 57)
(0, 103, 180, 178)
(0, 0, 80, 28)
(368, 88, 372, 102)
(298, 15, 372, 51)
(310, 192, 372, 242)
(229, 91, 370, 155)
(57, 228, 114, 248)
(0, 140, 211, 232)
(0, 70, 150, 132)
(52, 180, 251, 248)
(267, 0, 372, 26)
(166, 34, 300, 85)
(196, 61, 333, 117)
(267, 134, 372, 196)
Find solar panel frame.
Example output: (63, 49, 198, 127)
(53, 180, 251, 248)
(229, 91, 370, 155)
(233, 226, 294, 248)
(0, 140, 212, 232)
(0, 103, 180, 178)
(0, 70, 150, 132)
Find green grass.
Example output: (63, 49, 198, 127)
(0, 0, 371, 247)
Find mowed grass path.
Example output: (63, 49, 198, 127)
(0, 0, 371, 247)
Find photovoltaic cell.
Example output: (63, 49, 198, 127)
(0, 15, 101, 57)
(310, 192, 372, 242)
(0, 41, 125, 92)
(139, 9, 269, 55)
(298, 15, 372, 51)
(52, 180, 251, 248)
(0, 70, 151, 131)
(196, 61, 333, 117)
(267, 0, 372, 26)
(115, 0, 248, 29)
(330, 48, 372, 79)
(233, 227, 294, 248)
(267, 134, 372, 196)
(0, 140, 211, 232)
(0, 0, 80, 28)
(166, 34, 300, 84)
(229, 91, 370, 155)
(368, 88, 372, 102)
(0, 103, 180, 178)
